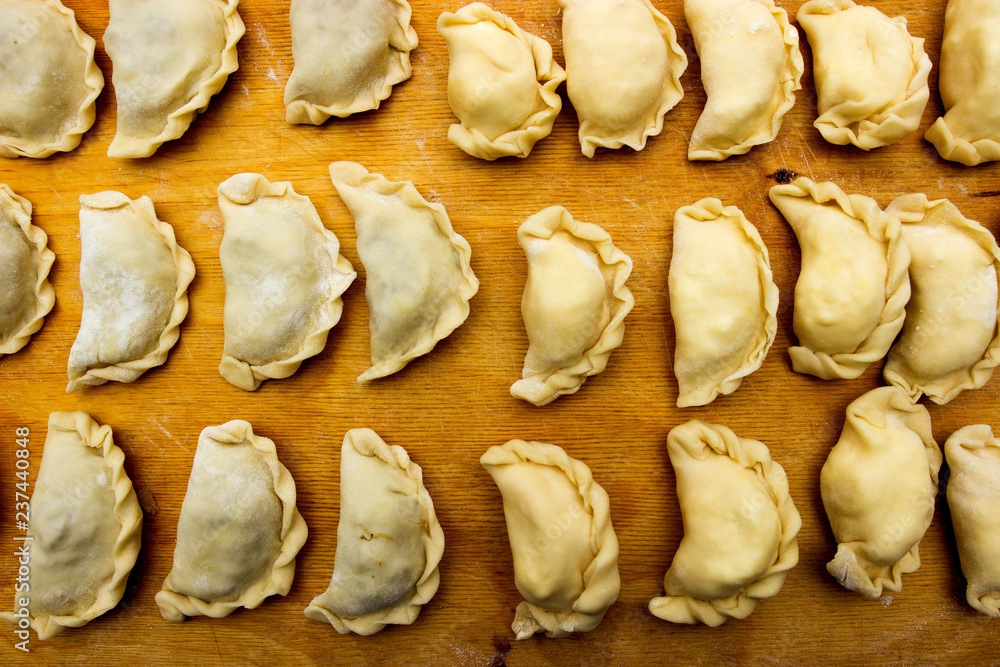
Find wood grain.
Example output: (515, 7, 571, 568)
(2, 1, 998, 665)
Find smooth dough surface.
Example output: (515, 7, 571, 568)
(560, 0, 687, 157)
(821, 386, 941, 599)
(512, 206, 634, 406)
(669, 198, 778, 407)
(0, 184, 54, 356)
(329, 161, 479, 382)
(0, 412, 141, 640)
(883, 194, 1000, 404)
(769, 178, 910, 379)
(925, 0, 1000, 165)
(439, 3, 565, 160)
(686, 0, 803, 160)
(305, 429, 444, 634)
(649, 420, 800, 626)
(155, 420, 308, 621)
(104, 0, 244, 158)
(944, 424, 1000, 617)
(0, 0, 104, 158)
(218, 173, 356, 391)
(481, 440, 620, 639)
(798, 0, 930, 149)
(284, 0, 417, 124)
(67, 191, 195, 393)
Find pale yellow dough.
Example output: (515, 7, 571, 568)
(512, 206, 634, 406)
(821, 386, 941, 599)
(481, 440, 620, 639)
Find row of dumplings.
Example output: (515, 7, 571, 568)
(7, 406, 998, 644)
(5, 0, 1000, 165)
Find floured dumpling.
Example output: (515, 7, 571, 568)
(0, 0, 103, 158)
(305, 429, 444, 634)
(821, 386, 941, 599)
(481, 440, 619, 639)
(104, 0, 244, 158)
(284, 0, 418, 124)
(67, 192, 195, 393)
(560, 0, 687, 157)
(649, 420, 800, 626)
(329, 161, 479, 382)
(669, 198, 778, 407)
(925, 0, 1000, 165)
(218, 173, 356, 391)
(883, 194, 1000, 404)
(769, 178, 910, 379)
(686, 0, 803, 160)
(0, 185, 55, 356)
(944, 424, 1000, 617)
(156, 420, 308, 621)
(798, 0, 931, 150)
(512, 206, 634, 406)
(0, 412, 141, 639)
(439, 3, 565, 160)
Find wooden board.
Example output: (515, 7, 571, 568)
(2, 1, 998, 664)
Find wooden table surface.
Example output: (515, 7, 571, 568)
(2, 1, 998, 664)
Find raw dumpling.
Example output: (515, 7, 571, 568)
(67, 192, 195, 393)
(305, 429, 444, 635)
(329, 161, 479, 382)
(218, 173, 356, 391)
(156, 420, 308, 621)
(669, 198, 778, 407)
(284, 0, 418, 124)
(686, 0, 803, 160)
(0, 412, 142, 640)
(883, 194, 1000, 404)
(512, 206, 634, 406)
(821, 386, 941, 599)
(649, 420, 800, 626)
(797, 0, 931, 150)
(559, 0, 687, 157)
(0, 0, 103, 158)
(0, 185, 55, 356)
(104, 0, 244, 158)
(925, 0, 1000, 165)
(769, 178, 910, 379)
(944, 424, 1000, 617)
(439, 3, 565, 160)
(481, 440, 619, 639)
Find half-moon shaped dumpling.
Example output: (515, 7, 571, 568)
(769, 178, 910, 379)
(925, 0, 1000, 165)
(104, 0, 244, 158)
(329, 161, 479, 382)
(438, 3, 565, 160)
(155, 420, 308, 621)
(0, 412, 142, 639)
(511, 206, 634, 406)
(284, 0, 418, 124)
(67, 192, 196, 393)
(0, 0, 104, 158)
(481, 440, 620, 639)
(649, 420, 800, 626)
(559, 0, 687, 157)
(883, 194, 1000, 404)
(797, 0, 931, 150)
(305, 428, 444, 635)
(0, 185, 55, 357)
(685, 0, 803, 160)
(944, 424, 1000, 617)
(821, 386, 941, 599)
(669, 198, 778, 407)
(218, 173, 356, 391)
